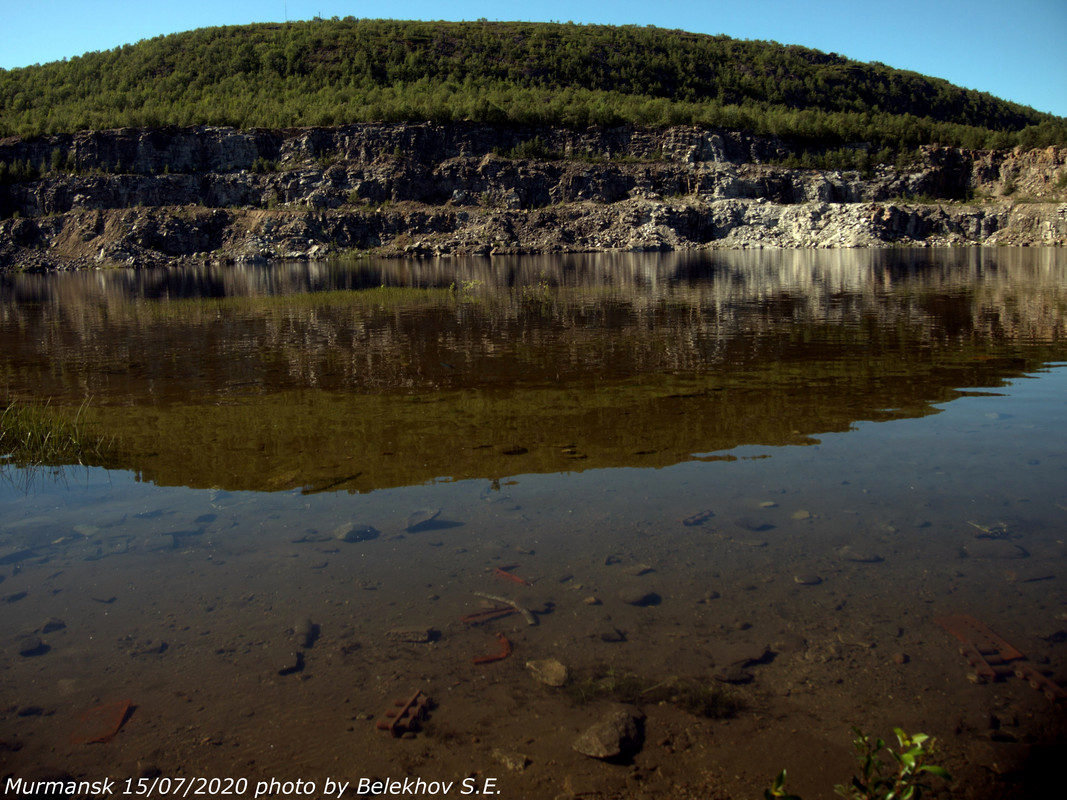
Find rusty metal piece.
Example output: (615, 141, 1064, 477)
(473, 632, 512, 665)
(936, 615, 1025, 661)
(1013, 662, 1067, 702)
(460, 606, 518, 625)
(957, 643, 998, 682)
(493, 566, 532, 586)
(937, 614, 1064, 702)
(375, 690, 431, 736)
(70, 699, 133, 745)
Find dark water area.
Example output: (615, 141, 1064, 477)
(1, 249, 1065, 799)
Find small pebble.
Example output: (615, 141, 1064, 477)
(17, 635, 46, 657)
(618, 589, 660, 607)
(333, 523, 379, 543)
(735, 517, 773, 532)
(41, 618, 66, 634)
(293, 619, 318, 649)
(405, 508, 442, 532)
(794, 574, 822, 586)
(492, 748, 530, 772)
(714, 664, 753, 684)
(892, 652, 909, 665)
(386, 627, 435, 643)
(840, 546, 884, 563)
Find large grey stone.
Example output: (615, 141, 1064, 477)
(572, 705, 645, 760)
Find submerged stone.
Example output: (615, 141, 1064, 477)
(619, 588, 661, 606)
(734, 517, 774, 532)
(405, 508, 442, 532)
(839, 546, 884, 563)
(333, 523, 379, 543)
(17, 634, 47, 657)
(526, 658, 569, 687)
(572, 705, 645, 759)
(965, 540, 1028, 559)
(387, 627, 437, 643)
(293, 618, 319, 649)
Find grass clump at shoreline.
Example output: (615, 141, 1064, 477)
(0, 397, 114, 468)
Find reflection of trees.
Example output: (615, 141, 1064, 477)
(1, 249, 1064, 403)
(2, 249, 1064, 492)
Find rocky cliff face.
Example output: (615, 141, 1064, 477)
(1, 123, 1065, 269)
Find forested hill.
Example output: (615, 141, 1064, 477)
(1, 18, 1064, 150)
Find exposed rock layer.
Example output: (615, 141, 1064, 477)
(1, 123, 1065, 269)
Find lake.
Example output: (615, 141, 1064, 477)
(1, 248, 1065, 799)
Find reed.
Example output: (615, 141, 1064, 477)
(0, 397, 113, 467)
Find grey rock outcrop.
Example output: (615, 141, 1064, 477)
(1, 123, 1065, 270)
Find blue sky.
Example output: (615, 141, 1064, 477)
(2, 0, 1065, 118)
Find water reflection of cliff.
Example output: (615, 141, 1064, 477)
(6, 246, 1067, 301)
(2, 249, 1064, 492)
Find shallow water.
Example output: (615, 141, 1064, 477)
(1, 249, 1065, 799)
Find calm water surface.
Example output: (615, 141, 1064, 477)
(1, 249, 1065, 799)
